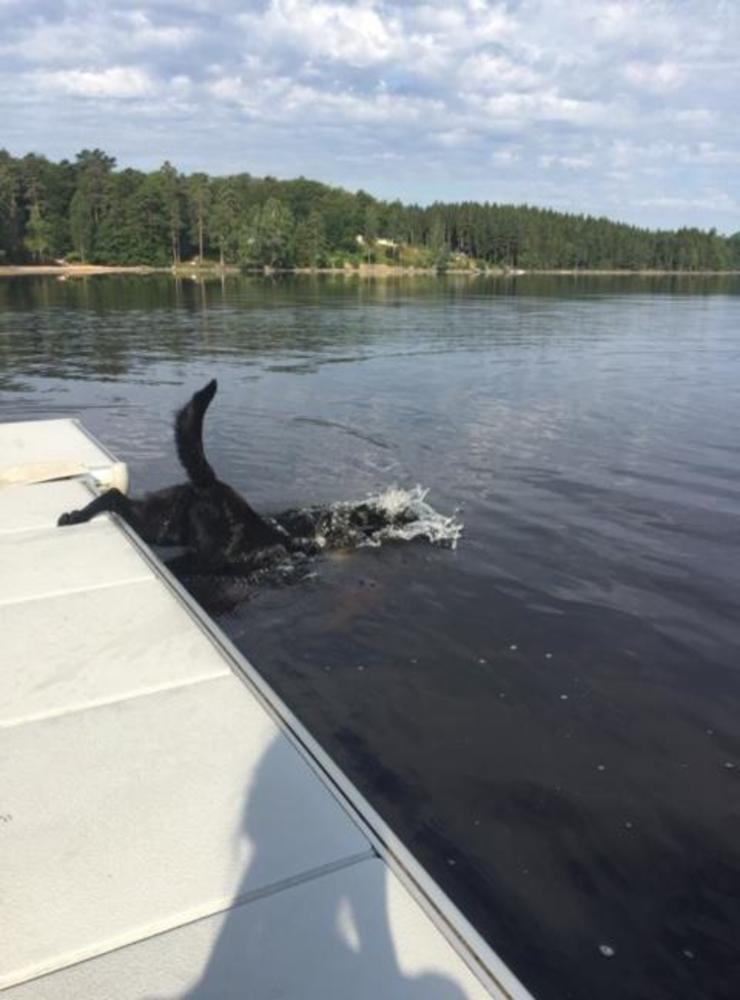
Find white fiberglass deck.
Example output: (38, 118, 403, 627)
(0, 418, 535, 1000)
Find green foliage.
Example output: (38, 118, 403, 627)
(0, 148, 738, 272)
(210, 178, 241, 265)
(427, 214, 450, 271)
(0, 152, 22, 262)
(238, 198, 294, 268)
(126, 173, 174, 266)
(66, 149, 116, 261)
(69, 188, 94, 261)
(728, 232, 740, 268)
(295, 208, 328, 267)
(186, 173, 211, 260)
(317, 188, 363, 252)
(79, 168, 171, 266)
(24, 202, 51, 261)
(156, 161, 184, 266)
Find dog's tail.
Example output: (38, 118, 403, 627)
(175, 379, 218, 488)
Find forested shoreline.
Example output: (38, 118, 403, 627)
(2, 149, 739, 272)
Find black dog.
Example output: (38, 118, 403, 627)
(57, 379, 301, 574)
(58, 379, 420, 578)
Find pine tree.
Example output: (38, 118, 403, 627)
(253, 198, 294, 268)
(295, 208, 327, 267)
(211, 179, 241, 266)
(69, 149, 115, 260)
(24, 203, 51, 262)
(428, 215, 449, 271)
(186, 173, 211, 262)
(363, 203, 379, 263)
(157, 161, 184, 266)
(0, 154, 21, 262)
(69, 188, 94, 261)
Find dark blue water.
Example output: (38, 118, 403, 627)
(2, 273, 739, 999)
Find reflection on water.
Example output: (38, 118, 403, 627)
(1, 274, 739, 1000)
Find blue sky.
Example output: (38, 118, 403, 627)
(2, 0, 739, 232)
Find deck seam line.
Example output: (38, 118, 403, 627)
(0, 515, 109, 537)
(2, 850, 377, 993)
(0, 523, 104, 536)
(0, 572, 154, 609)
(0, 671, 232, 730)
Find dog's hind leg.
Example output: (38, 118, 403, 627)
(57, 488, 137, 528)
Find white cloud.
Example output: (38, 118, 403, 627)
(238, 0, 405, 67)
(3, 6, 200, 64)
(459, 52, 542, 91)
(491, 146, 522, 165)
(122, 11, 198, 50)
(236, 0, 514, 74)
(623, 60, 683, 93)
(38, 66, 155, 98)
(434, 127, 474, 147)
(540, 154, 594, 170)
(637, 190, 739, 212)
(674, 108, 718, 126)
(476, 90, 610, 127)
(594, 2, 651, 42)
(679, 142, 740, 166)
(207, 73, 443, 126)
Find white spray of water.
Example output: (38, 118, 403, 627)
(367, 484, 463, 548)
(316, 484, 463, 550)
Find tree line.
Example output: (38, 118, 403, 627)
(2, 148, 739, 271)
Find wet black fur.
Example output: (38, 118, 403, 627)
(58, 380, 292, 573)
(57, 380, 413, 581)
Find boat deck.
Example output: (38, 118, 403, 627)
(0, 417, 534, 999)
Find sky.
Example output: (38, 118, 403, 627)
(1, 0, 739, 233)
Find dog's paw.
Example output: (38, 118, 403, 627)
(58, 510, 83, 526)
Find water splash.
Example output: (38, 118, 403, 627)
(276, 484, 463, 552)
(176, 485, 462, 613)
(352, 485, 463, 549)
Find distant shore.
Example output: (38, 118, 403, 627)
(1, 264, 738, 279)
(0, 265, 165, 277)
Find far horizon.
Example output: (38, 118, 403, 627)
(2, 2, 739, 234)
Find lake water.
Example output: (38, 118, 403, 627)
(2, 273, 739, 1000)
